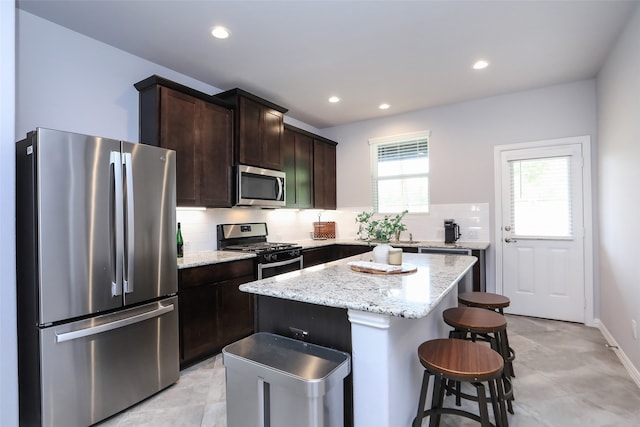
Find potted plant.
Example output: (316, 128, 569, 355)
(356, 210, 408, 243)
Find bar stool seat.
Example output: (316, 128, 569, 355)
(458, 292, 510, 314)
(457, 292, 516, 378)
(413, 338, 508, 427)
(443, 307, 514, 414)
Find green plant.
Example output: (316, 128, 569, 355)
(355, 210, 408, 242)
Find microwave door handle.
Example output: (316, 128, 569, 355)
(122, 152, 135, 294)
(110, 151, 124, 297)
(276, 177, 284, 201)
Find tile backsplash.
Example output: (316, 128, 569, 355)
(176, 203, 490, 254)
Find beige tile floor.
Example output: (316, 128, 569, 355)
(97, 315, 640, 426)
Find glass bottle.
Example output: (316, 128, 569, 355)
(177, 222, 184, 258)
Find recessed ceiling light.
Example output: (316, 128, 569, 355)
(328, 96, 340, 103)
(379, 103, 390, 110)
(473, 60, 489, 70)
(211, 26, 230, 39)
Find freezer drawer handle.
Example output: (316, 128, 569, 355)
(55, 304, 175, 343)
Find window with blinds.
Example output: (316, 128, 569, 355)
(369, 131, 430, 213)
(509, 155, 573, 237)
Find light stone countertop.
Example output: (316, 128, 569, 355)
(239, 252, 477, 319)
(175, 239, 488, 270)
(295, 238, 490, 251)
(177, 250, 256, 269)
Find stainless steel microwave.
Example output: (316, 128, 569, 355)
(236, 165, 286, 207)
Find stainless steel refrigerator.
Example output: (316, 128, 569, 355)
(16, 128, 179, 427)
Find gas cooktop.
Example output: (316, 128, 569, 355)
(217, 223, 301, 254)
(223, 242, 300, 254)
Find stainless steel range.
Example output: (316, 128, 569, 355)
(217, 223, 303, 279)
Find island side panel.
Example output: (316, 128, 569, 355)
(255, 295, 353, 426)
(348, 285, 458, 427)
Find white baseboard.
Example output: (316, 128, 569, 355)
(595, 319, 640, 388)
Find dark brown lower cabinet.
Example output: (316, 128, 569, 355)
(302, 245, 338, 268)
(337, 244, 371, 259)
(179, 259, 256, 368)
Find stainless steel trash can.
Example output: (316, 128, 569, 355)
(222, 332, 351, 427)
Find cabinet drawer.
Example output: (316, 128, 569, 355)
(179, 259, 255, 289)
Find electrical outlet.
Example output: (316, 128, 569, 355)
(289, 326, 309, 341)
(633, 320, 637, 340)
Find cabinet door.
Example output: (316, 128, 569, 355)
(262, 108, 284, 170)
(303, 246, 338, 268)
(199, 101, 233, 207)
(337, 245, 371, 259)
(313, 140, 337, 209)
(160, 87, 199, 206)
(179, 283, 218, 363)
(237, 97, 263, 167)
(217, 275, 255, 345)
(237, 96, 283, 170)
(284, 128, 313, 208)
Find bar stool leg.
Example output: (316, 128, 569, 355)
(488, 379, 500, 427)
(429, 376, 446, 427)
(496, 376, 509, 427)
(473, 382, 491, 427)
(413, 370, 431, 427)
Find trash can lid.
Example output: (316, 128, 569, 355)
(222, 333, 350, 381)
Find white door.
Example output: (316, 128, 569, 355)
(498, 142, 585, 322)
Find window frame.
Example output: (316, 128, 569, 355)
(368, 130, 431, 214)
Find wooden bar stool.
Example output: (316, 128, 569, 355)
(443, 307, 514, 414)
(458, 292, 516, 377)
(412, 338, 508, 427)
(458, 292, 510, 314)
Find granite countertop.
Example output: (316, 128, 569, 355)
(177, 250, 256, 269)
(176, 239, 488, 269)
(295, 238, 490, 251)
(239, 252, 477, 319)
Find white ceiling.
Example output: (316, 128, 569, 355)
(17, 0, 639, 129)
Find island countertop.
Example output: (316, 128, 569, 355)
(239, 252, 476, 319)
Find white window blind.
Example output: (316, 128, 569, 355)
(509, 155, 573, 237)
(369, 131, 430, 213)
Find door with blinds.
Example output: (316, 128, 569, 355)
(500, 143, 585, 322)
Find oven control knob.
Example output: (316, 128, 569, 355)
(264, 253, 274, 262)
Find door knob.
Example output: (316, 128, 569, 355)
(504, 225, 511, 231)
(504, 238, 517, 243)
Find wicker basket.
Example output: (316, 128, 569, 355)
(313, 221, 336, 239)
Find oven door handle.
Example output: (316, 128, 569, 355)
(258, 256, 303, 279)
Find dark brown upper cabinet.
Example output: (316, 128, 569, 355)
(283, 124, 314, 208)
(313, 138, 337, 209)
(214, 88, 288, 171)
(135, 75, 234, 207)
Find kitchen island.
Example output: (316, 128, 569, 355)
(239, 251, 477, 427)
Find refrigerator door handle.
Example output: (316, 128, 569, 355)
(122, 152, 135, 294)
(55, 303, 175, 343)
(110, 151, 124, 297)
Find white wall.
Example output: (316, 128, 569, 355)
(1, 2, 17, 425)
(323, 80, 598, 291)
(16, 11, 222, 141)
(597, 4, 640, 376)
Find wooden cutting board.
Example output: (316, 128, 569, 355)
(349, 263, 417, 275)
